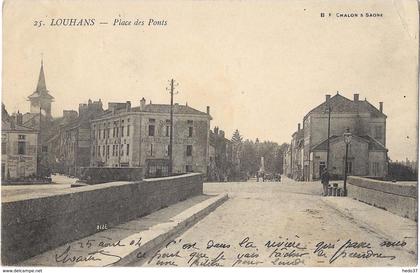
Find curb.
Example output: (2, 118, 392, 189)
(77, 193, 229, 267)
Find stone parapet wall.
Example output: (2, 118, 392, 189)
(1, 173, 203, 265)
(347, 176, 417, 221)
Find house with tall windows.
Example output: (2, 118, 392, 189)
(288, 92, 388, 181)
(1, 104, 38, 181)
(90, 98, 211, 178)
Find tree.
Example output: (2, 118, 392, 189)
(240, 140, 259, 175)
(231, 129, 243, 143)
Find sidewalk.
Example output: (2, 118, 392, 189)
(20, 193, 228, 266)
(322, 196, 417, 255)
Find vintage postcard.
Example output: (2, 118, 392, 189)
(1, 0, 418, 270)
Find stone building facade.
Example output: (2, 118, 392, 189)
(90, 98, 211, 178)
(283, 124, 304, 180)
(46, 100, 104, 176)
(288, 93, 388, 181)
(1, 105, 38, 180)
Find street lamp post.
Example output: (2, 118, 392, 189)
(343, 128, 352, 196)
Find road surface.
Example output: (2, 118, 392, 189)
(135, 177, 416, 267)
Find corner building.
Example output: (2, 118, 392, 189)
(90, 98, 211, 178)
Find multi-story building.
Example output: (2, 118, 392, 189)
(1, 105, 38, 180)
(46, 100, 104, 176)
(90, 98, 211, 177)
(290, 92, 388, 181)
(208, 126, 233, 181)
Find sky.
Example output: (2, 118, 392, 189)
(2, 0, 419, 161)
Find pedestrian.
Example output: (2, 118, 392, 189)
(321, 168, 330, 196)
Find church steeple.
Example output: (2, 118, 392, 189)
(36, 58, 47, 94)
(28, 58, 54, 117)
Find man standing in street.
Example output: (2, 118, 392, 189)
(321, 168, 330, 196)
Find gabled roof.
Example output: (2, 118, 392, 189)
(312, 135, 387, 152)
(304, 93, 386, 120)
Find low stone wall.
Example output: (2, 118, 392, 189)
(1, 173, 203, 265)
(347, 176, 417, 221)
(79, 167, 143, 184)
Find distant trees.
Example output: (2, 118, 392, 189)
(229, 129, 289, 180)
(387, 162, 418, 181)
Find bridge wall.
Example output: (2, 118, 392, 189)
(1, 173, 203, 265)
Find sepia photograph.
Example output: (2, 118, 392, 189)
(1, 0, 419, 270)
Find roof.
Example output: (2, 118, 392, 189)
(312, 135, 387, 152)
(93, 102, 211, 121)
(304, 93, 386, 120)
(27, 61, 54, 101)
(133, 104, 209, 116)
(2, 119, 37, 132)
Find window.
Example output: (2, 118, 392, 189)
(149, 165, 156, 176)
(149, 125, 155, 136)
(371, 162, 380, 176)
(186, 145, 193, 156)
(126, 144, 130, 156)
(103, 129, 106, 139)
(186, 165, 193, 172)
(18, 135, 26, 155)
(97, 146, 101, 156)
(116, 127, 119, 137)
(113, 128, 115, 138)
(127, 125, 130, 136)
(103, 145, 106, 156)
(1, 142, 6, 155)
(121, 126, 124, 137)
(375, 126, 383, 139)
(42, 146, 48, 153)
(165, 145, 170, 156)
(106, 145, 110, 158)
(166, 125, 170, 137)
(188, 126, 193, 137)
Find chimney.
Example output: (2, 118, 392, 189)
(325, 94, 331, 102)
(354, 94, 359, 102)
(298, 123, 301, 131)
(214, 126, 219, 134)
(379, 102, 383, 113)
(207, 106, 210, 115)
(16, 111, 23, 126)
(126, 101, 131, 112)
(140, 97, 146, 110)
(220, 130, 225, 138)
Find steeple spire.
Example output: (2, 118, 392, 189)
(36, 58, 47, 93)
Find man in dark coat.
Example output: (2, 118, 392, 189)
(321, 168, 330, 196)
